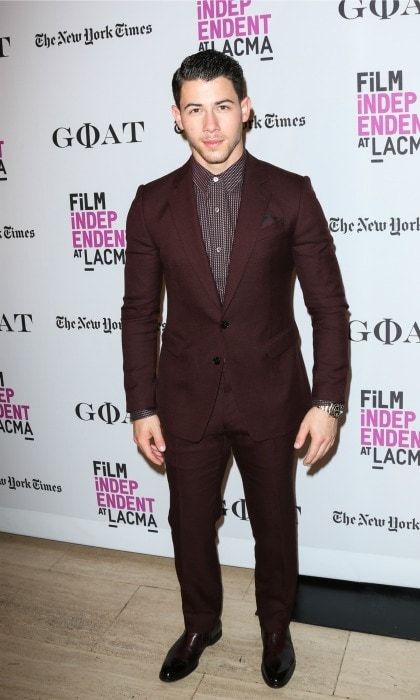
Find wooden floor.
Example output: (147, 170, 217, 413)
(0, 533, 419, 699)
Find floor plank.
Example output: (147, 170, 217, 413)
(1, 532, 419, 700)
(335, 630, 420, 699)
(193, 672, 351, 699)
(0, 532, 70, 570)
(50, 544, 253, 600)
(0, 561, 138, 651)
(0, 633, 202, 700)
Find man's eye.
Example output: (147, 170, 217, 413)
(219, 105, 229, 110)
(189, 108, 200, 114)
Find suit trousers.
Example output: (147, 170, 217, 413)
(161, 359, 300, 634)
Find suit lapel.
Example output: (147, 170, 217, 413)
(169, 158, 222, 312)
(168, 153, 271, 314)
(222, 153, 271, 312)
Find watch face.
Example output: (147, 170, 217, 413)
(315, 403, 344, 417)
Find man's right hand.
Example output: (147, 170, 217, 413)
(132, 415, 166, 466)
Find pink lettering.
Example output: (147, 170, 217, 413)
(96, 492, 155, 511)
(357, 92, 417, 115)
(72, 228, 125, 249)
(357, 113, 420, 136)
(198, 12, 270, 39)
(360, 427, 420, 448)
(0, 387, 14, 403)
(0, 403, 30, 420)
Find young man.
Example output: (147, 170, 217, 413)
(121, 50, 349, 689)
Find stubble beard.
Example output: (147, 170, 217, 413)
(190, 130, 243, 167)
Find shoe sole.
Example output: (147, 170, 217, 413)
(159, 628, 222, 683)
(261, 657, 296, 688)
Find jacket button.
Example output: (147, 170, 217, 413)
(212, 356, 221, 364)
(220, 320, 229, 328)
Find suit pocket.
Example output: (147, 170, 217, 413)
(161, 330, 189, 358)
(264, 326, 299, 357)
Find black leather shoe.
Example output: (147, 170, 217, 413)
(159, 619, 222, 682)
(261, 626, 296, 688)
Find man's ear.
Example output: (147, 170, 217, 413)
(171, 104, 183, 132)
(241, 96, 252, 123)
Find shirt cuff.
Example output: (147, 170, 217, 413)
(130, 408, 157, 421)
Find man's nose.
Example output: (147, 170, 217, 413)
(203, 109, 219, 132)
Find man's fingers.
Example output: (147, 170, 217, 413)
(294, 423, 309, 449)
(138, 436, 165, 465)
(133, 417, 166, 465)
(303, 437, 327, 465)
(304, 436, 334, 466)
(146, 444, 164, 464)
(151, 426, 166, 452)
(296, 407, 339, 465)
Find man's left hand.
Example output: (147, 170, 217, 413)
(294, 407, 338, 466)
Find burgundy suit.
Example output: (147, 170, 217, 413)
(121, 151, 349, 632)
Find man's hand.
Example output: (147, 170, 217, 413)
(294, 407, 338, 466)
(132, 414, 166, 466)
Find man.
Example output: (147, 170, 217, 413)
(121, 50, 349, 689)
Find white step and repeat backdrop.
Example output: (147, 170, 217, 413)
(1, 1, 419, 587)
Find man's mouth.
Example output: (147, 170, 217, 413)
(202, 138, 223, 147)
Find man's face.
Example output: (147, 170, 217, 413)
(172, 76, 251, 173)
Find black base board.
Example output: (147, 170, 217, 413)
(292, 575, 420, 641)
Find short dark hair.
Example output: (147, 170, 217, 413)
(172, 49, 247, 108)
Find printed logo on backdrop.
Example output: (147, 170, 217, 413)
(222, 498, 250, 521)
(196, 0, 274, 60)
(0, 371, 33, 440)
(57, 315, 121, 334)
(349, 319, 420, 344)
(53, 122, 144, 149)
(0, 476, 62, 494)
(35, 22, 152, 48)
(333, 510, 420, 534)
(330, 215, 420, 236)
(0, 140, 7, 181)
(0, 225, 35, 239)
(93, 460, 158, 530)
(70, 192, 125, 271)
(0, 314, 33, 333)
(359, 389, 420, 469)
(0, 36, 10, 57)
(356, 70, 420, 162)
(221, 499, 301, 521)
(245, 113, 306, 131)
(75, 402, 129, 425)
(339, 0, 420, 19)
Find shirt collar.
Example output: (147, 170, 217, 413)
(192, 150, 247, 194)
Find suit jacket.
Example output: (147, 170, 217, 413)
(121, 151, 350, 442)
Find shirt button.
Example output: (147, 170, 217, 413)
(214, 207, 220, 213)
(216, 246, 221, 252)
(213, 176, 219, 182)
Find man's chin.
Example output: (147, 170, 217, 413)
(197, 147, 230, 165)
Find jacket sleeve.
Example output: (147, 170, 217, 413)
(121, 185, 163, 413)
(292, 176, 350, 404)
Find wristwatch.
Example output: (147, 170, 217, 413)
(313, 401, 345, 418)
